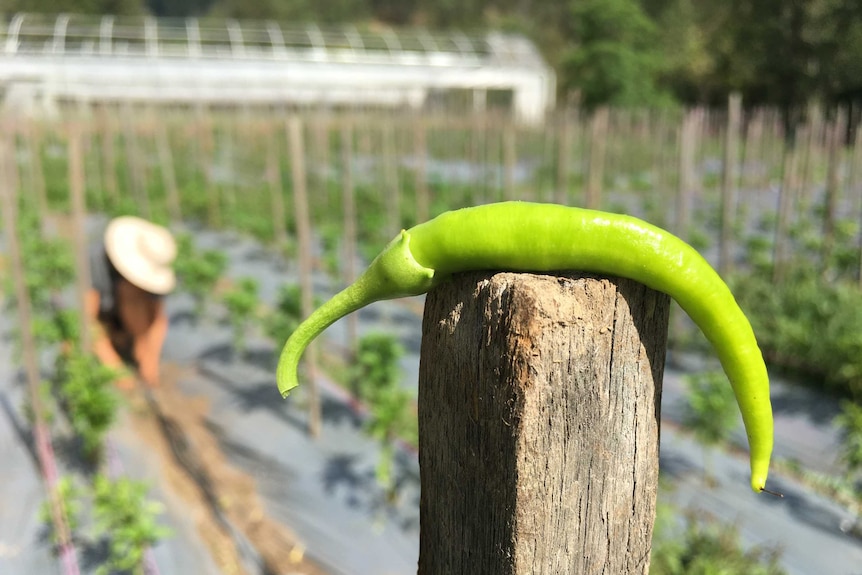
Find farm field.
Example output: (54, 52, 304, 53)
(2, 103, 862, 574)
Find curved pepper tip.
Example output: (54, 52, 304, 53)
(275, 227, 437, 400)
(277, 362, 299, 399)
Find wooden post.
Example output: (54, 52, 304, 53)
(502, 122, 517, 201)
(382, 119, 401, 235)
(99, 106, 119, 209)
(676, 108, 698, 239)
(340, 123, 358, 357)
(419, 272, 668, 574)
(1, 124, 80, 575)
(265, 127, 289, 250)
(121, 106, 149, 218)
(720, 93, 742, 276)
(198, 111, 220, 228)
(854, 126, 862, 287)
(651, 110, 670, 199)
(154, 118, 182, 224)
(287, 116, 321, 438)
(799, 102, 824, 209)
(24, 120, 49, 222)
(220, 115, 238, 228)
(821, 108, 847, 271)
(555, 108, 571, 205)
(67, 124, 93, 354)
(414, 119, 430, 224)
(586, 107, 609, 209)
(774, 135, 802, 283)
(312, 114, 331, 203)
(742, 108, 764, 190)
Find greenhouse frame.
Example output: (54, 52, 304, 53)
(0, 13, 555, 123)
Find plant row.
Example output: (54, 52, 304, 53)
(5, 199, 172, 575)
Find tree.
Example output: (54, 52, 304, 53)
(561, 0, 672, 109)
(206, 0, 370, 23)
(0, 0, 146, 14)
(146, 0, 214, 17)
(649, 0, 723, 103)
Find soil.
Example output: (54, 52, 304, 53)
(123, 362, 329, 575)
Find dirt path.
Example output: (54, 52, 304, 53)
(124, 363, 328, 575)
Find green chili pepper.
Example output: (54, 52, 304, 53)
(276, 201, 773, 493)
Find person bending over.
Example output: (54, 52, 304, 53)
(85, 216, 177, 388)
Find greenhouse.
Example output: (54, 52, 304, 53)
(0, 13, 555, 123)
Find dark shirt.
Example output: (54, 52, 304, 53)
(89, 242, 121, 327)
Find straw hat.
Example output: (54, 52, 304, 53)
(104, 216, 177, 295)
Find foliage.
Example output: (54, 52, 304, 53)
(0, 0, 146, 14)
(23, 380, 57, 426)
(265, 284, 306, 347)
(834, 400, 862, 476)
(683, 370, 738, 486)
(318, 221, 345, 278)
(206, 0, 371, 23)
(684, 370, 739, 447)
(650, 507, 786, 574)
(266, 285, 303, 342)
(355, 184, 395, 263)
(351, 334, 416, 489)
(221, 277, 260, 353)
(39, 476, 84, 545)
(56, 351, 120, 461)
(352, 333, 403, 402)
(32, 308, 81, 349)
(7, 206, 75, 313)
(173, 233, 228, 317)
(38, 474, 171, 574)
(10, 0, 862, 112)
(728, 208, 862, 399)
(731, 269, 862, 399)
(92, 475, 172, 575)
(561, 0, 673, 109)
(780, 459, 861, 512)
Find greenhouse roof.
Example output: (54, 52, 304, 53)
(1, 13, 547, 69)
(0, 13, 555, 122)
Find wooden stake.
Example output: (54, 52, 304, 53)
(265, 127, 289, 250)
(414, 119, 429, 224)
(822, 109, 848, 271)
(1, 123, 80, 575)
(555, 108, 571, 205)
(121, 106, 149, 218)
(155, 119, 182, 224)
(341, 123, 358, 357)
(586, 107, 609, 209)
(676, 109, 697, 239)
(719, 93, 742, 276)
(382, 119, 401, 235)
(419, 271, 668, 574)
(774, 135, 802, 283)
(198, 111, 219, 228)
(24, 120, 49, 223)
(67, 124, 93, 353)
(502, 122, 517, 201)
(287, 116, 321, 438)
(799, 102, 824, 210)
(99, 106, 119, 208)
